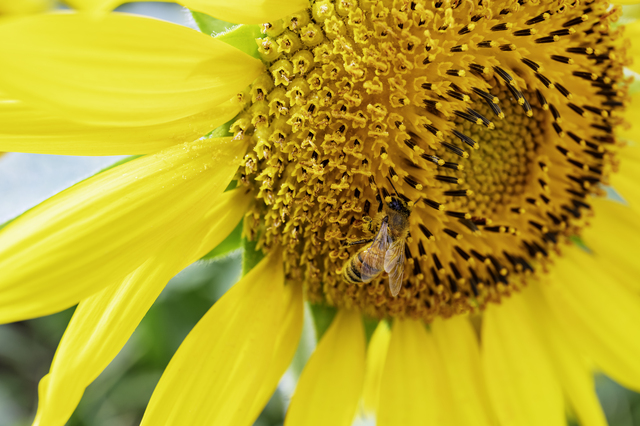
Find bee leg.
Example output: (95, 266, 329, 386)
(362, 215, 374, 232)
(346, 238, 374, 246)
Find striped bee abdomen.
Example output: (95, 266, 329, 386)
(343, 250, 366, 284)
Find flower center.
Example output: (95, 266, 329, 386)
(234, 0, 627, 320)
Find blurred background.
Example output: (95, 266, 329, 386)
(1, 2, 640, 426)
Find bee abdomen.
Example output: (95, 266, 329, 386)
(343, 251, 384, 284)
(343, 254, 364, 284)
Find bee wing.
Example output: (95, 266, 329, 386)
(384, 239, 406, 297)
(360, 220, 391, 282)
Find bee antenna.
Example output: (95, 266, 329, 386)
(386, 176, 400, 196)
(370, 175, 384, 203)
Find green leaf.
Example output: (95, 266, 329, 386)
(223, 180, 238, 192)
(190, 11, 236, 36)
(242, 237, 265, 275)
(309, 303, 337, 342)
(569, 235, 592, 253)
(200, 219, 243, 261)
(191, 10, 264, 60)
(215, 25, 264, 60)
(208, 119, 233, 138)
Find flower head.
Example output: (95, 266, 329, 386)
(0, 1, 639, 426)
(238, 0, 630, 321)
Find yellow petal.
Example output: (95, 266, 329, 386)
(481, 294, 565, 426)
(610, 160, 640, 210)
(619, 91, 640, 143)
(32, 189, 251, 426)
(0, 13, 263, 126)
(0, 137, 246, 324)
(610, 115, 640, 208)
(0, 0, 54, 14)
(541, 245, 640, 392)
(285, 310, 365, 426)
(0, 97, 241, 155)
(361, 320, 391, 415)
(141, 251, 299, 426)
(63, 0, 129, 11)
(623, 4, 640, 21)
(179, 0, 310, 25)
(626, 20, 640, 75)
(611, 0, 640, 4)
(35, 258, 190, 425)
(247, 282, 304, 422)
(582, 198, 640, 292)
(524, 285, 608, 426)
(431, 315, 495, 426)
(377, 319, 437, 426)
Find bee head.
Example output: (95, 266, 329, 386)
(388, 196, 405, 211)
(387, 196, 411, 215)
(383, 177, 413, 215)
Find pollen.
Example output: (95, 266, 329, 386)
(235, 0, 629, 320)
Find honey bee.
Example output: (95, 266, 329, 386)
(342, 183, 412, 297)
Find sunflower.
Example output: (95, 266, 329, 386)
(1, 0, 640, 425)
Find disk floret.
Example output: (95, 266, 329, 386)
(235, 0, 628, 320)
